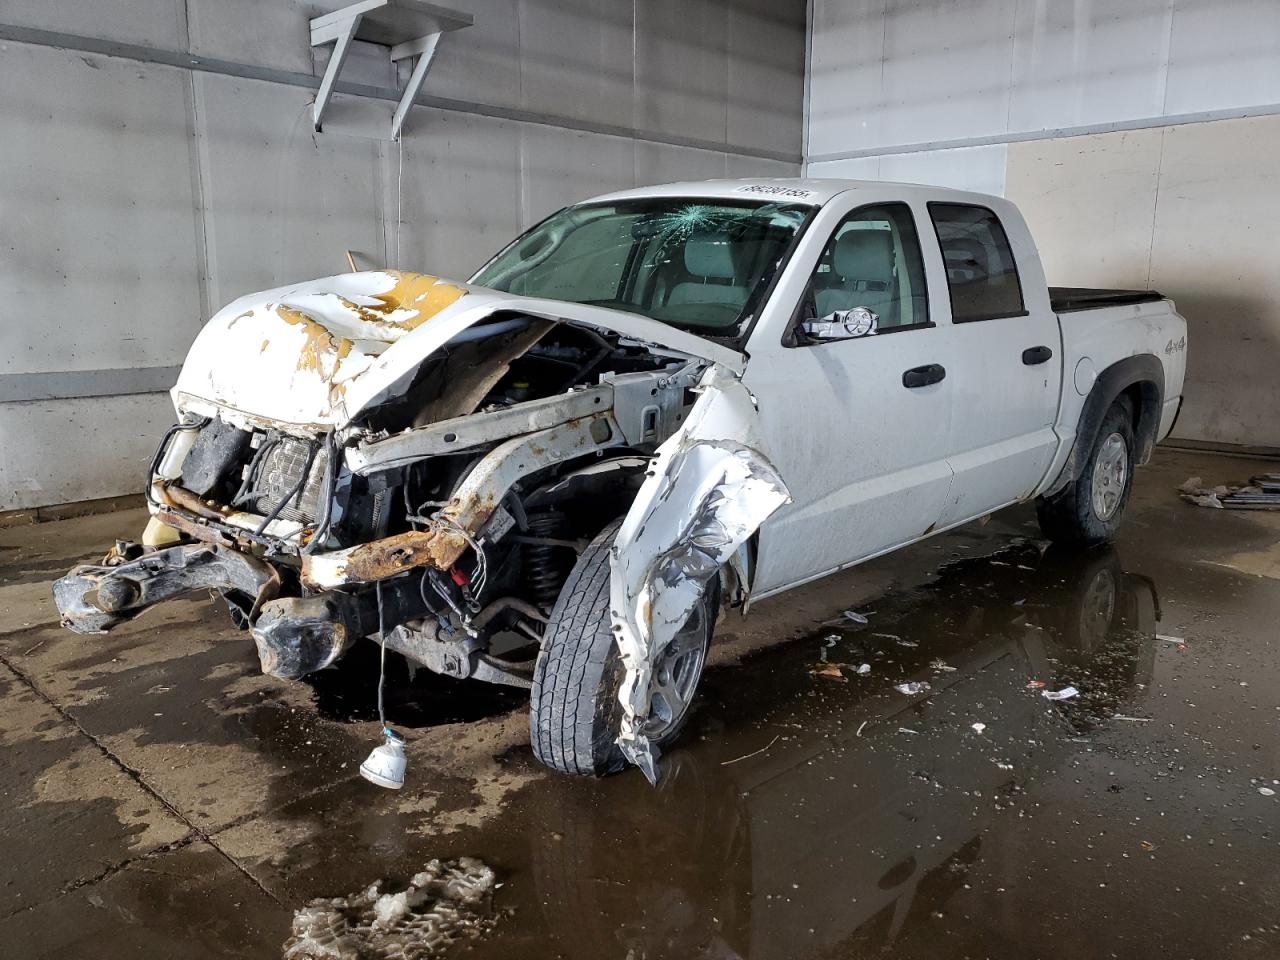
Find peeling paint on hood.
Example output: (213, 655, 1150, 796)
(172, 270, 743, 430)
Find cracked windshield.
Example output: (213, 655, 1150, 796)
(472, 199, 812, 338)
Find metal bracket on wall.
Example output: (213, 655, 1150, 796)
(309, 0, 473, 139)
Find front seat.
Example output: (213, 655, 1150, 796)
(666, 230, 747, 310)
(815, 229, 896, 322)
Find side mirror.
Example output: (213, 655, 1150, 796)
(801, 306, 879, 342)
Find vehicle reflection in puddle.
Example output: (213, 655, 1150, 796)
(524, 542, 1161, 960)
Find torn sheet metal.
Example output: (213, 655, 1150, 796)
(609, 366, 790, 783)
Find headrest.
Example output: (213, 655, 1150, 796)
(683, 231, 737, 279)
(833, 229, 894, 281)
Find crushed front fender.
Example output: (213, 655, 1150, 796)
(609, 366, 790, 783)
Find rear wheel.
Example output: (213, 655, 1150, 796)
(529, 520, 716, 776)
(1036, 398, 1135, 544)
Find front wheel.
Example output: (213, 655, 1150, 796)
(1036, 398, 1136, 544)
(529, 520, 716, 776)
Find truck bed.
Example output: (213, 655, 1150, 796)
(1049, 287, 1165, 313)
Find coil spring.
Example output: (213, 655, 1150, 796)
(525, 511, 568, 609)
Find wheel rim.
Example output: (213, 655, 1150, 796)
(641, 604, 708, 739)
(1090, 431, 1129, 521)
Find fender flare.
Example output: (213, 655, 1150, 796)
(1044, 354, 1164, 498)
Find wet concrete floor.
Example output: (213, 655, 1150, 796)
(1, 447, 1277, 959)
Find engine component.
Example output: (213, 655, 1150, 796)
(180, 417, 252, 496)
(246, 434, 329, 524)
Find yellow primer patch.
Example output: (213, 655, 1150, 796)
(275, 305, 355, 377)
(373, 270, 467, 329)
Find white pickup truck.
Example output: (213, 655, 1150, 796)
(54, 179, 1187, 782)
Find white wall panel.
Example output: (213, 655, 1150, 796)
(811, 0, 1280, 162)
(0, 45, 201, 375)
(807, 0, 886, 157)
(519, 126, 635, 227)
(194, 73, 384, 309)
(877, 0, 1016, 146)
(1008, 0, 1174, 132)
(877, 144, 1007, 195)
(805, 156, 883, 180)
(1164, 0, 1280, 114)
(395, 109, 522, 278)
(0, 395, 174, 511)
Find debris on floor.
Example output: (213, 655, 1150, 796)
(282, 858, 498, 960)
(825, 609, 870, 625)
(1042, 686, 1079, 701)
(894, 681, 932, 695)
(1180, 474, 1280, 510)
(810, 663, 847, 682)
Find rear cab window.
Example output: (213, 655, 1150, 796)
(928, 203, 1026, 322)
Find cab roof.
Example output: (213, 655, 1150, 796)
(584, 177, 999, 209)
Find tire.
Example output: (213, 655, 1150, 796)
(1036, 398, 1136, 545)
(529, 519, 717, 776)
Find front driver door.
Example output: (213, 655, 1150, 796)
(744, 196, 955, 595)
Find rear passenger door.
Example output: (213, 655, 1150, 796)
(927, 202, 1063, 527)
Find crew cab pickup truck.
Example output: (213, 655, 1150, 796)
(54, 179, 1187, 782)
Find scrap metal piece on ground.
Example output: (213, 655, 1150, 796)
(1179, 475, 1280, 510)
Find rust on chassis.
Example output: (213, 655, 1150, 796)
(302, 412, 621, 590)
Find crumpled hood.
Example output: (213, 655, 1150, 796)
(172, 270, 743, 430)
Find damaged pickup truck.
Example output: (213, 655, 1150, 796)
(55, 179, 1187, 781)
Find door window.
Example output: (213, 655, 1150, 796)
(794, 203, 930, 342)
(928, 203, 1026, 322)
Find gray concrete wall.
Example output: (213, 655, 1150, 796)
(0, 0, 805, 510)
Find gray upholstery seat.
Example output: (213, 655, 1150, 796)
(815, 229, 896, 321)
(666, 231, 747, 308)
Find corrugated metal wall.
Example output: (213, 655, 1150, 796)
(0, 0, 805, 510)
(806, 0, 1280, 447)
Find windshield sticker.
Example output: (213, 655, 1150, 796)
(736, 184, 815, 200)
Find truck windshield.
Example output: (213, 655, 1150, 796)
(471, 198, 813, 339)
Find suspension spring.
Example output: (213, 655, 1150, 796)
(524, 511, 569, 610)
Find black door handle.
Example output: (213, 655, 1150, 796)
(1022, 345, 1053, 365)
(902, 363, 946, 388)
